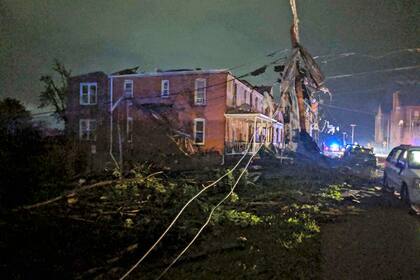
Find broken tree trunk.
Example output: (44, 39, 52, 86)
(295, 73, 307, 132)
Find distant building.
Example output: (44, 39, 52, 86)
(375, 87, 420, 150)
(66, 68, 284, 169)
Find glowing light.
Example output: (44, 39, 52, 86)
(330, 143, 340, 152)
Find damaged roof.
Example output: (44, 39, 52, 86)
(254, 86, 272, 95)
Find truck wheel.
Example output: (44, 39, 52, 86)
(400, 184, 410, 205)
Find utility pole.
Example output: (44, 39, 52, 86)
(342, 132, 347, 146)
(350, 124, 356, 144)
(289, 0, 307, 132)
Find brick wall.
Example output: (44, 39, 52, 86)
(110, 71, 229, 153)
(67, 71, 110, 170)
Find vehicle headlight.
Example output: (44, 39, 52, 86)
(415, 179, 420, 189)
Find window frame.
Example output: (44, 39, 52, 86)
(161, 80, 170, 97)
(193, 118, 205, 145)
(79, 82, 98, 105)
(79, 119, 97, 141)
(194, 78, 207, 105)
(124, 80, 134, 98)
(390, 148, 403, 164)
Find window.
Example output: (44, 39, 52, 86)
(127, 117, 133, 143)
(408, 150, 420, 169)
(232, 84, 237, 106)
(250, 93, 253, 108)
(124, 80, 133, 98)
(390, 149, 403, 164)
(161, 80, 170, 97)
(80, 83, 97, 105)
(79, 119, 97, 141)
(194, 79, 206, 105)
(194, 118, 205, 145)
(398, 150, 408, 166)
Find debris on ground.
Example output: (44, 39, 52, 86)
(1, 157, 419, 279)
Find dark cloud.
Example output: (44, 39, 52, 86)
(0, 0, 419, 141)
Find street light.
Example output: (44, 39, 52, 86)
(350, 124, 356, 144)
(342, 132, 347, 146)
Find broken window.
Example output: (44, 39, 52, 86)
(161, 80, 170, 97)
(80, 83, 97, 105)
(194, 118, 205, 145)
(194, 79, 206, 105)
(79, 119, 97, 141)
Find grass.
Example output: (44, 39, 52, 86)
(0, 162, 374, 279)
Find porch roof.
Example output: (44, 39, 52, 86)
(224, 113, 283, 126)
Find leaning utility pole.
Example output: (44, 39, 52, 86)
(289, 0, 307, 132)
(279, 0, 327, 152)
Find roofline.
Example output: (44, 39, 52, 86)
(224, 113, 282, 125)
(227, 74, 268, 97)
(109, 69, 230, 78)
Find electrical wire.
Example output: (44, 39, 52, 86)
(227, 48, 289, 71)
(30, 55, 287, 119)
(325, 64, 420, 80)
(156, 142, 263, 280)
(314, 47, 419, 63)
(118, 139, 255, 280)
(319, 103, 375, 115)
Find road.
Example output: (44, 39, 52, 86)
(321, 184, 420, 280)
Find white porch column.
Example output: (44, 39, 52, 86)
(253, 117, 257, 153)
(245, 120, 249, 144)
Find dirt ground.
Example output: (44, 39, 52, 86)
(321, 187, 420, 280)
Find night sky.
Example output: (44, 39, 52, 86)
(1, 0, 419, 142)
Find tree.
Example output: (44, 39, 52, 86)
(39, 59, 71, 123)
(0, 97, 32, 134)
(0, 98, 42, 207)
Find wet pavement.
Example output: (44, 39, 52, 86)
(321, 183, 420, 280)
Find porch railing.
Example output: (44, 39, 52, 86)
(224, 141, 263, 155)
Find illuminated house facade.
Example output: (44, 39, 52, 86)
(66, 69, 284, 168)
(375, 90, 420, 150)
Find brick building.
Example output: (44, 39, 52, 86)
(66, 68, 284, 169)
(375, 89, 420, 151)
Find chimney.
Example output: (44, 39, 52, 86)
(392, 91, 400, 111)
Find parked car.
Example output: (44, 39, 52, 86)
(342, 144, 376, 168)
(383, 145, 420, 205)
